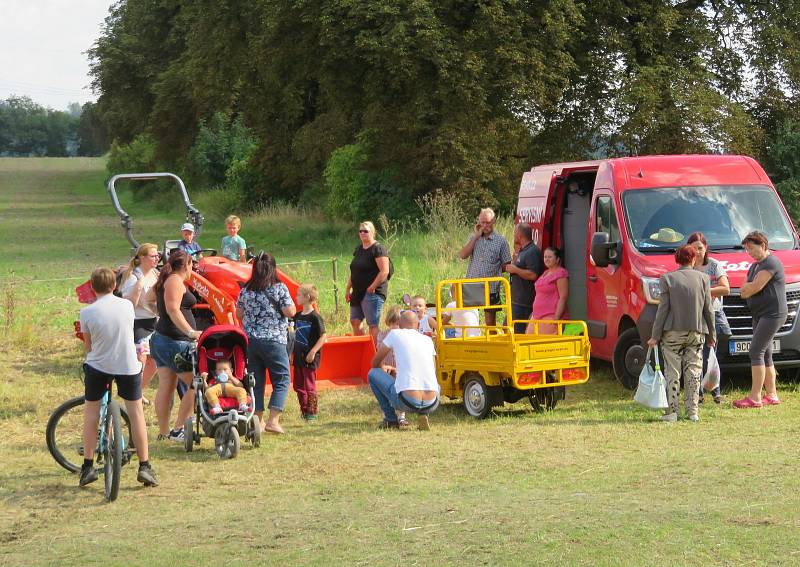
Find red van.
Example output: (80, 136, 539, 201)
(517, 154, 800, 389)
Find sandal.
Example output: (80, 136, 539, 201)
(762, 394, 781, 406)
(732, 396, 763, 409)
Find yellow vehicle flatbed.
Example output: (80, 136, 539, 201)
(435, 277, 590, 418)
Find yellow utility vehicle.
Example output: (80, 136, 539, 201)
(435, 277, 591, 418)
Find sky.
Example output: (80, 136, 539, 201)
(0, 0, 114, 111)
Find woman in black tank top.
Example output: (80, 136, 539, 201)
(155, 283, 197, 340)
(150, 250, 202, 441)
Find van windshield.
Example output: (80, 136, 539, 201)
(622, 185, 797, 252)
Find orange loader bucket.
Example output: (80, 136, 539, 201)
(312, 335, 376, 389)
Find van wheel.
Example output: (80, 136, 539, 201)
(463, 374, 492, 419)
(613, 328, 646, 390)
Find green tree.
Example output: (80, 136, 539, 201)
(88, 0, 800, 212)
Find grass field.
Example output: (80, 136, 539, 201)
(1, 158, 800, 566)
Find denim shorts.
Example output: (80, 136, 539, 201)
(150, 332, 192, 373)
(349, 292, 385, 327)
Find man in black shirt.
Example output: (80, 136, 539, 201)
(504, 223, 544, 333)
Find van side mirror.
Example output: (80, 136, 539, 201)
(591, 232, 620, 267)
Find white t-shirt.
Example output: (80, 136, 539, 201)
(80, 294, 141, 375)
(444, 301, 481, 337)
(381, 329, 439, 393)
(119, 268, 158, 319)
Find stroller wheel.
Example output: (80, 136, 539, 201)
(215, 424, 240, 459)
(251, 415, 261, 448)
(184, 417, 194, 452)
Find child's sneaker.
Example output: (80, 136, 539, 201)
(238, 403, 249, 413)
(210, 406, 223, 416)
(137, 464, 159, 487)
(79, 465, 98, 487)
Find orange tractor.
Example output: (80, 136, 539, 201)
(75, 173, 375, 388)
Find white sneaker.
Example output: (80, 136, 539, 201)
(166, 428, 185, 442)
(688, 414, 700, 422)
(660, 412, 678, 422)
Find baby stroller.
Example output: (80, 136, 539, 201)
(184, 324, 261, 459)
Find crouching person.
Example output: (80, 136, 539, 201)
(368, 310, 439, 430)
(79, 267, 158, 488)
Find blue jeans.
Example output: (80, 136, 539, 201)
(350, 292, 385, 327)
(511, 303, 532, 334)
(247, 337, 290, 412)
(367, 368, 438, 423)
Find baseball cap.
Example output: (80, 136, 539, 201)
(180, 223, 195, 232)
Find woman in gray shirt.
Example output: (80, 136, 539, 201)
(735, 231, 788, 408)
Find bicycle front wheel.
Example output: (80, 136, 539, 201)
(46, 396, 133, 474)
(103, 400, 124, 502)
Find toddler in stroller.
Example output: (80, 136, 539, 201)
(202, 359, 248, 415)
(184, 324, 261, 459)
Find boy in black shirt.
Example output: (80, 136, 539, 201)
(293, 284, 327, 420)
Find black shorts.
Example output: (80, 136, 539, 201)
(485, 292, 502, 313)
(133, 317, 157, 342)
(83, 363, 142, 402)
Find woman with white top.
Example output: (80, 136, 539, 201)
(119, 243, 160, 403)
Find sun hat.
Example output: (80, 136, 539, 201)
(180, 222, 195, 232)
(649, 227, 683, 243)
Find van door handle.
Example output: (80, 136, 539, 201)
(588, 275, 598, 282)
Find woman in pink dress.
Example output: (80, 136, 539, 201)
(526, 247, 569, 335)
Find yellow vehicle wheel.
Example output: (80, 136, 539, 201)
(463, 374, 494, 419)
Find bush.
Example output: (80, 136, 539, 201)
(188, 112, 256, 188)
(106, 133, 165, 203)
(323, 138, 415, 221)
(193, 186, 245, 220)
(223, 148, 262, 208)
(106, 133, 158, 174)
(767, 119, 800, 222)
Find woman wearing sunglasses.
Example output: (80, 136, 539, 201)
(345, 221, 391, 343)
(119, 243, 161, 403)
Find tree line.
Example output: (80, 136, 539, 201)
(88, 0, 800, 218)
(0, 97, 109, 157)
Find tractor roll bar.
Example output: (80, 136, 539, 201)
(107, 172, 204, 252)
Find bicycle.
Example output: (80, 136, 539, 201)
(46, 384, 134, 502)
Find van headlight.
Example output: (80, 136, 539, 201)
(642, 277, 662, 304)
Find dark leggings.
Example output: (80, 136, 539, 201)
(749, 316, 786, 366)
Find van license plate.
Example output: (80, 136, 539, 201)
(729, 339, 780, 355)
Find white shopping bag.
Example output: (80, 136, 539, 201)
(634, 346, 669, 409)
(701, 348, 720, 392)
